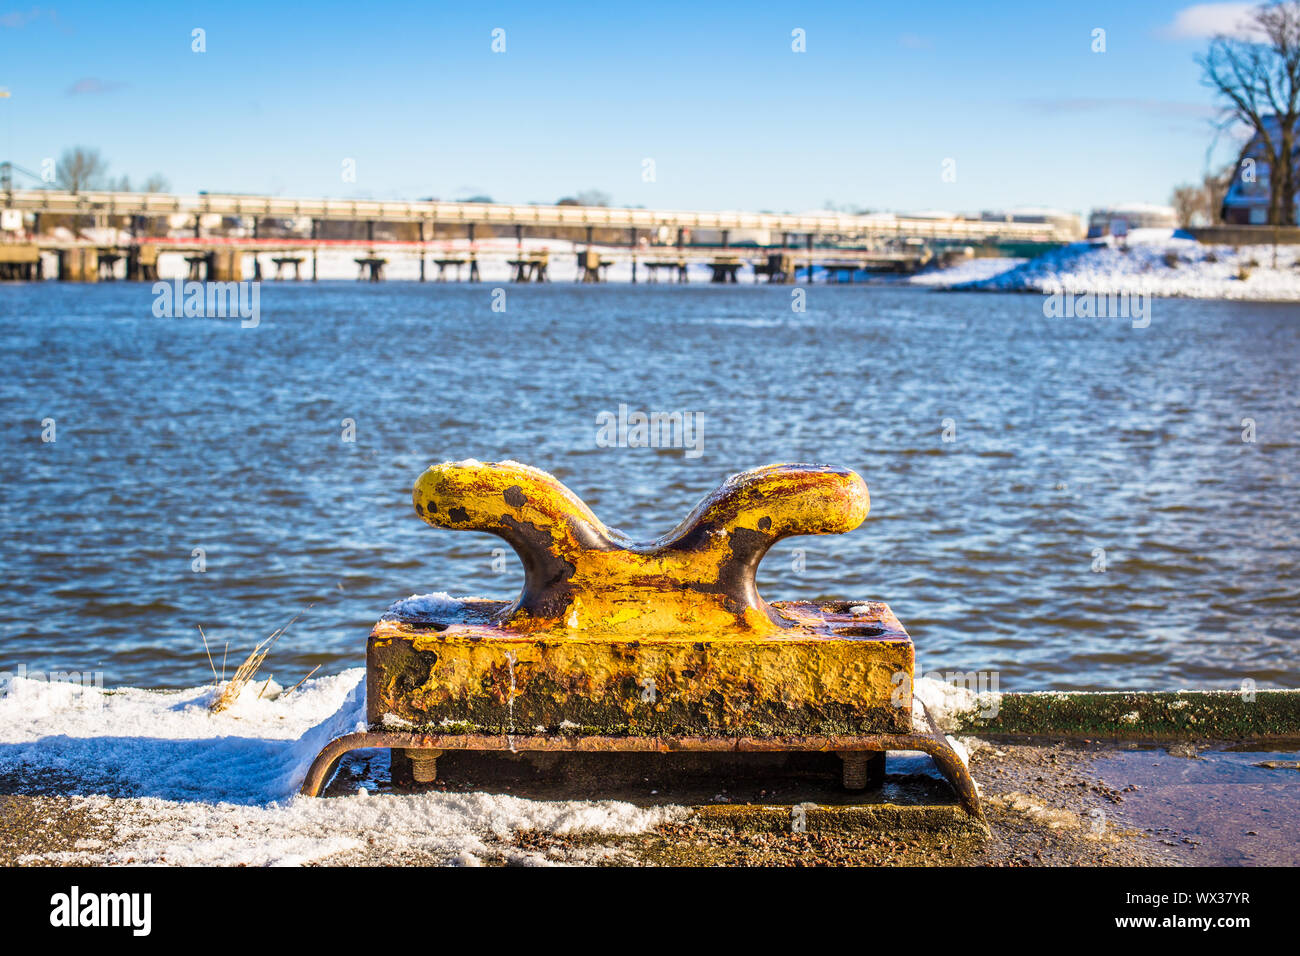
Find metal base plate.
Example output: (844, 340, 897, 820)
(300, 702, 982, 821)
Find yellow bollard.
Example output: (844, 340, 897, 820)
(301, 460, 981, 821)
(369, 460, 910, 738)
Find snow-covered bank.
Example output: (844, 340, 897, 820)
(906, 255, 1026, 287)
(946, 229, 1300, 301)
(18, 788, 684, 867)
(0, 668, 365, 804)
(0, 670, 682, 865)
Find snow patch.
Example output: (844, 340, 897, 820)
(913, 676, 1000, 731)
(958, 231, 1300, 301)
(0, 670, 686, 866)
(386, 591, 465, 618)
(907, 256, 1026, 288)
(0, 669, 366, 804)
(19, 789, 682, 867)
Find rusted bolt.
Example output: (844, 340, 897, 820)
(407, 748, 443, 783)
(840, 751, 869, 790)
(840, 751, 886, 791)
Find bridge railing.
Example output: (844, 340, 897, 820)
(1, 189, 1080, 242)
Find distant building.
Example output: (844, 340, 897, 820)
(1086, 203, 1177, 239)
(981, 207, 1083, 238)
(1221, 115, 1300, 225)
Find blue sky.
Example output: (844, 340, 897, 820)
(0, 1, 1255, 215)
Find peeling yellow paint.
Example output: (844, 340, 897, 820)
(411, 460, 870, 637)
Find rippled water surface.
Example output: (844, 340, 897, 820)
(1, 282, 1296, 689)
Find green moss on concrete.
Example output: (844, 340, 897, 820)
(955, 689, 1300, 739)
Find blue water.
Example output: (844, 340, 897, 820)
(1, 282, 1296, 690)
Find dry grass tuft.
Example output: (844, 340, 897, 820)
(207, 609, 310, 714)
(283, 664, 321, 698)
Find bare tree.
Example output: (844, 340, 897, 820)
(1204, 162, 1236, 221)
(1171, 183, 1206, 226)
(55, 146, 108, 193)
(142, 173, 169, 193)
(1198, 1, 1300, 225)
(1170, 162, 1238, 225)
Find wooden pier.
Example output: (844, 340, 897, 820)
(0, 187, 1069, 283)
(0, 236, 941, 283)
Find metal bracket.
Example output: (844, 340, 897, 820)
(300, 701, 980, 819)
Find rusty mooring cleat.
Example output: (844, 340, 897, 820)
(300, 460, 981, 820)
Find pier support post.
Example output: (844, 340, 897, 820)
(511, 224, 527, 282)
(123, 244, 156, 282)
(57, 247, 99, 282)
(184, 254, 209, 281)
(210, 248, 242, 282)
(0, 244, 41, 281)
(419, 221, 426, 282)
(355, 256, 386, 281)
(139, 244, 158, 281)
(96, 249, 122, 280)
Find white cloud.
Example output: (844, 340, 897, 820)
(65, 77, 124, 95)
(0, 8, 45, 29)
(1165, 3, 1262, 39)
